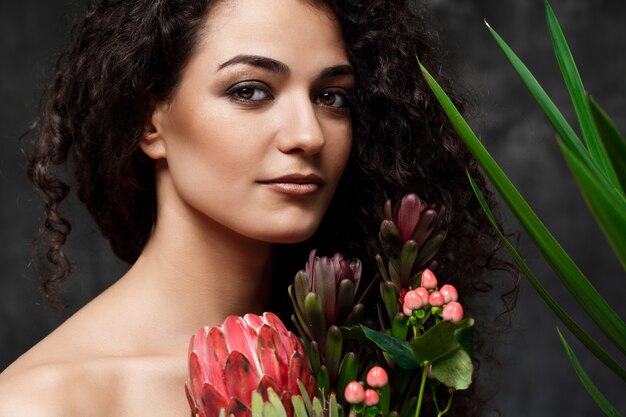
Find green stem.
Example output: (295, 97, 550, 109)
(414, 365, 429, 417)
(437, 389, 454, 417)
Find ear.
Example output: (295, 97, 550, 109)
(139, 102, 168, 160)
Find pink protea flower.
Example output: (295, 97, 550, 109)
(439, 284, 458, 303)
(186, 313, 316, 417)
(442, 301, 464, 323)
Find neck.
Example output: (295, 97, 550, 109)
(116, 170, 275, 350)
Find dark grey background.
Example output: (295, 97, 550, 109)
(1, 1, 624, 416)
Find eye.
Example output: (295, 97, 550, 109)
(315, 90, 352, 110)
(226, 82, 272, 103)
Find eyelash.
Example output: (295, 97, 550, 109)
(226, 82, 354, 112)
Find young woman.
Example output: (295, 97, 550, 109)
(0, 0, 508, 415)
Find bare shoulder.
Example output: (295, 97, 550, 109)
(0, 360, 103, 416)
(0, 354, 189, 417)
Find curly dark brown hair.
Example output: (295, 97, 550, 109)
(27, 0, 516, 415)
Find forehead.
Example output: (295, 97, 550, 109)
(194, 0, 348, 70)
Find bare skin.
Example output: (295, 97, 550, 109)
(0, 0, 354, 415)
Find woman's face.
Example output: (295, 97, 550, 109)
(145, 0, 353, 244)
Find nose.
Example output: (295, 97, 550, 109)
(276, 93, 325, 155)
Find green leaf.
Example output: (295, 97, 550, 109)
(382, 281, 399, 323)
(297, 380, 314, 416)
(399, 240, 419, 281)
(484, 22, 591, 170)
(310, 341, 321, 375)
(392, 313, 409, 340)
(304, 293, 327, 349)
(454, 319, 474, 358)
(431, 348, 473, 390)
(376, 254, 391, 282)
(380, 220, 403, 254)
(345, 303, 365, 326)
(294, 271, 310, 313)
(588, 95, 626, 197)
(468, 173, 626, 380)
(252, 391, 264, 417)
(544, 1, 621, 192)
(336, 352, 358, 403)
(378, 383, 391, 416)
(263, 401, 278, 417)
(360, 325, 420, 369)
(336, 279, 356, 326)
(399, 396, 418, 417)
(289, 286, 314, 341)
(414, 232, 446, 269)
(316, 365, 330, 397)
(330, 394, 339, 417)
(326, 326, 343, 382)
(292, 396, 309, 417)
(557, 329, 623, 417)
(419, 60, 626, 356)
(410, 319, 475, 364)
(388, 259, 402, 289)
(268, 388, 288, 417)
(556, 136, 626, 270)
(312, 397, 324, 417)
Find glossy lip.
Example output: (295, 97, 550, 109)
(257, 173, 324, 196)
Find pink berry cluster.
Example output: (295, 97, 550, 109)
(402, 269, 464, 323)
(344, 366, 389, 407)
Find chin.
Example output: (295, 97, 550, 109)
(258, 220, 321, 245)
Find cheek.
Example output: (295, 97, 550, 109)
(164, 103, 266, 188)
(325, 122, 352, 180)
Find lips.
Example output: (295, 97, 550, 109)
(257, 173, 324, 196)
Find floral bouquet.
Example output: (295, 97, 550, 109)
(185, 194, 474, 417)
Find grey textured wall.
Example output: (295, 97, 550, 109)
(1, 1, 624, 416)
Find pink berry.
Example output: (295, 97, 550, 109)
(344, 381, 365, 404)
(442, 301, 464, 323)
(403, 290, 424, 316)
(364, 389, 380, 407)
(366, 366, 388, 388)
(420, 269, 438, 289)
(402, 304, 413, 317)
(439, 284, 458, 303)
(428, 291, 444, 307)
(414, 287, 430, 304)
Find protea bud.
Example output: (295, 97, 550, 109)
(289, 250, 362, 392)
(291, 250, 362, 335)
(186, 313, 316, 417)
(377, 193, 447, 293)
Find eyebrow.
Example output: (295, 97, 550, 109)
(217, 54, 354, 80)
